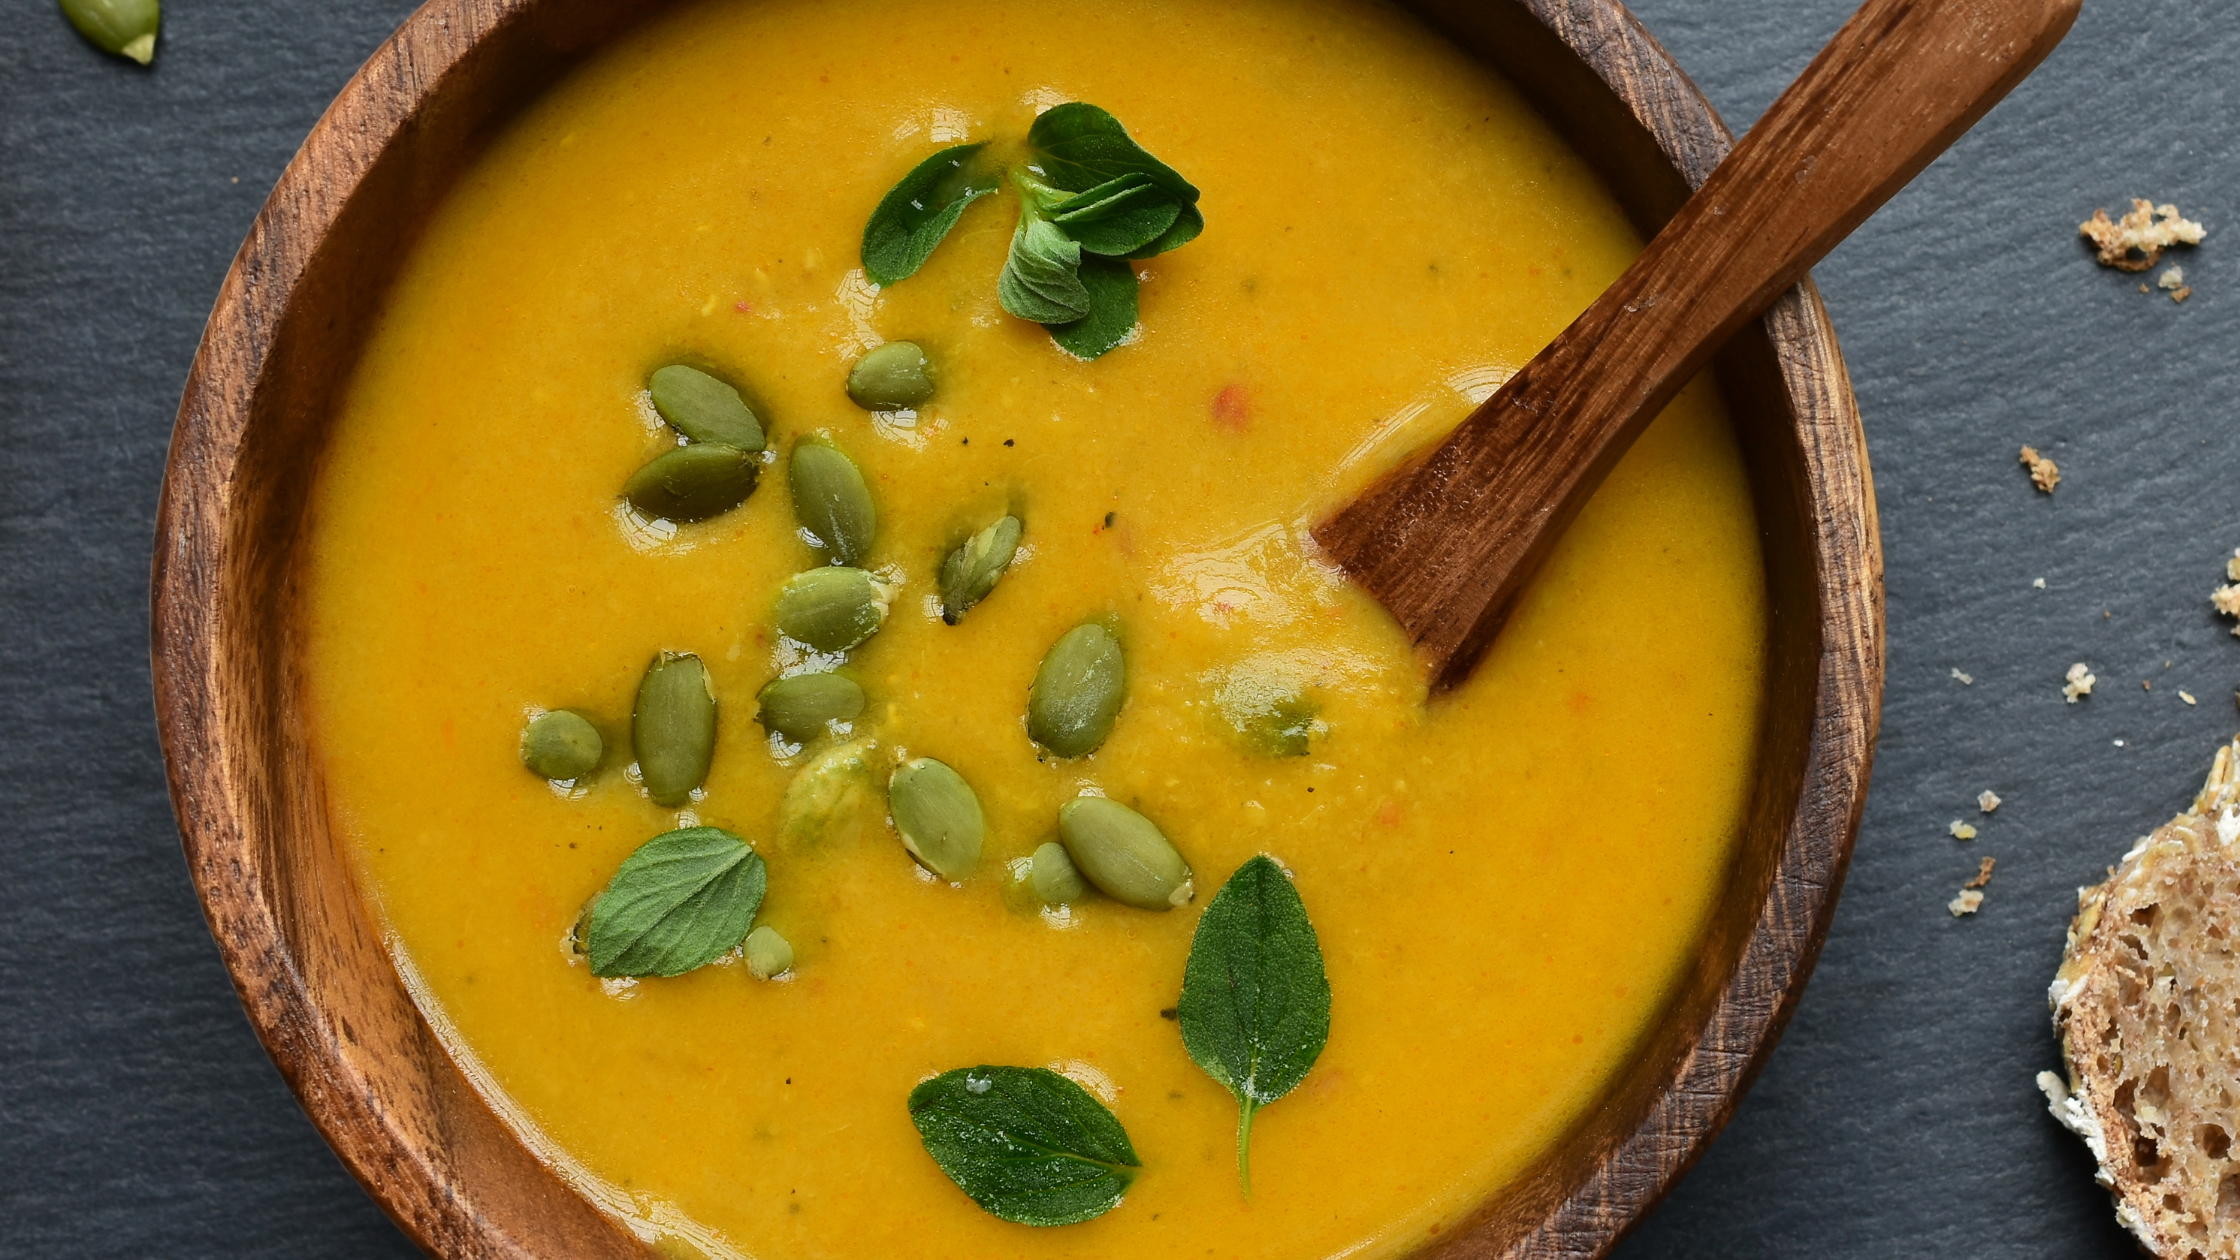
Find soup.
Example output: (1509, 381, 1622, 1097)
(302, 0, 1767, 1256)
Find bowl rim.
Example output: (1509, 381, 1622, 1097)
(149, 1, 1883, 1256)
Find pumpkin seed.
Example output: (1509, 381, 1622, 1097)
(633, 652, 716, 805)
(1029, 840, 1087, 904)
(520, 709, 602, 781)
(756, 671, 866, 743)
(788, 441, 877, 565)
(939, 515, 1023, 624)
(1234, 693, 1322, 758)
(568, 897, 597, 957)
(1027, 623, 1125, 757)
(888, 757, 984, 880)
(623, 444, 758, 523)
(649, 364, 765, 451)
(778, 738, 877, 847)
(846, 341, 935, 411)
(61, 0, 159, 64)
(744, 925, 794, 979)
(1057, 797, 1193, 910)
(775, 567, 893, 653)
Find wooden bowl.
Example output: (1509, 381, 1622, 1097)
(150, 0, 1882, 1254)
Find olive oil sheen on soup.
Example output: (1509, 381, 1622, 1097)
(303, 0, 1767, 1255)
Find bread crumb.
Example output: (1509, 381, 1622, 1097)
(1950, 888, 1985, 916)
(2214, 577, 2240, 637)
(1966, 856, 1997, 889)
(2145, 680, 2153, 691)
(2226, 548, 2240, 583)
(1951, 667, 1974, 685)
(2159, 265, 2187, 290)
(2034, 577, 2047, 589)
(1951, 820, 1979, 840)
(2065, 662, 2097, 702)
(1979, 790, 2002, 813)
(2079, 199, 2207, 272)
(2021, 445, 2061, 493)
(2181, 691, 2198, 706)
(2173, 286, 2193, 304)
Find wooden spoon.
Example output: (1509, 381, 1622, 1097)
(1313, 0, 2079, 690)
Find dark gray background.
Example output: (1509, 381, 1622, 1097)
(2, 0, 2231, 1254)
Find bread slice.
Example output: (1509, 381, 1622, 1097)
(2042, 735, 2240, 1257)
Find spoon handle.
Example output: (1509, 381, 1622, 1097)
(1314, 0, 2079, 690)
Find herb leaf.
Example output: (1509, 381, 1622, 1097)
(1177, 855, 1331, 1194)
(1047, 256, 1139, 359)
(1029, 103, 1200, 207)
(1049, 174, 1182, 257)
(998, 215, 1092, 323)
(857, 104, 1200, 358)
(586, 826, 767, 977)
(861, 142, 995, 287)
(908, 1066, 1142, 1226)
(1128, 200, 1202, 259)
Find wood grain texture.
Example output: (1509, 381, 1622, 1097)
(1318, 0, 2073, 692)
(147, 1, 1885, 1257)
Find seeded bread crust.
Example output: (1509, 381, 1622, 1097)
(2043, 736, 2240, 1258)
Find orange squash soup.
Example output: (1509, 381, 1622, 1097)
(302, 0, 1767, 1255)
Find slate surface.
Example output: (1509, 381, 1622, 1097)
(1, 0, 2232, 1255)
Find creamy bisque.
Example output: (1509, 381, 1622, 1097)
(303, 0, 1768, 1256)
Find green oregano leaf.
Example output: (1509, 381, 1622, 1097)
(1176, 855, 1331, 1194)
(1047, 256, 1139, 360)
(907, 1065, 1141, 1226)
(585, 826, 767, 978)
(1128, 200, 1202, 259)
(1028, 102, 1200, 206)
(856, 104, 1201, 356)
(998, 215, 1092, 324)
(1049, 173, 1182, 257)
(861, 142, 995, 287)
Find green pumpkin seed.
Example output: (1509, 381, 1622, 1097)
(846, 341, 935, 411)
(744, 925, 794, 979)
(939, 515, 1023, 624)
(1057, 797, 1193, 910)
(779, 738, 877, 847)
(568, 897, 597, 957)
(1029, 840, 1087, 904)
(888, 757, 984, 880)
(775, 567, 893, 653)
(633, 652, 716, 805)
(788, 441, 877, 566)
(61, 0, 159, 63)
(520, 709, 603, 781)
(1028, 623, 1125, 758)
(623, 444, 759, 523)
(649, 364, 765, 451)
(756, 671, 866, 743)
(1234, 693, 1323, 758)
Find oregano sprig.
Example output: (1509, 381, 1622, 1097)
(858, 103, 1202, 359)
(1176, 855, 1332, 1195)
